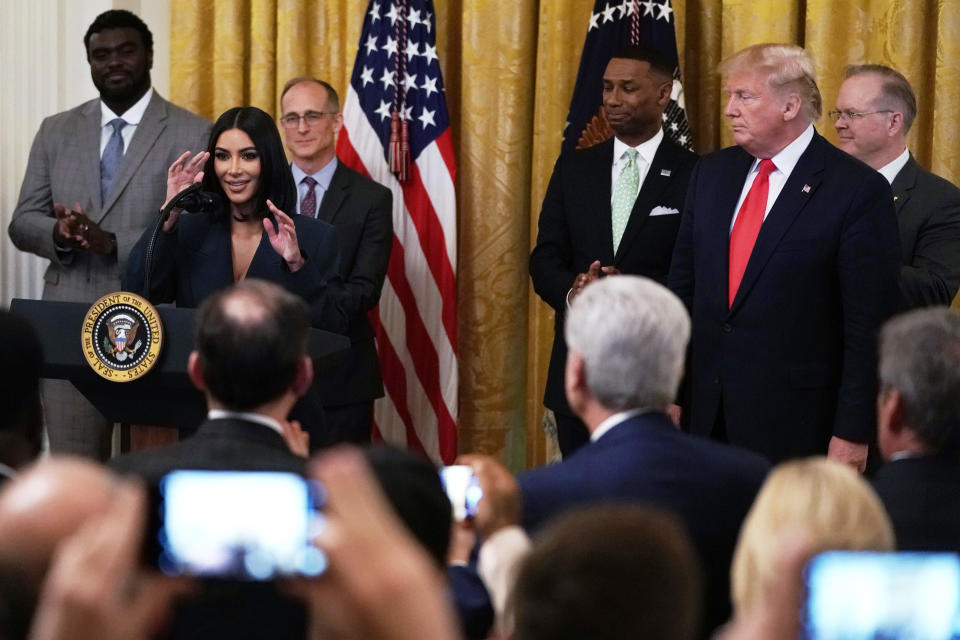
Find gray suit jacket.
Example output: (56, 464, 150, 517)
(9, 92, 210, 303)
(892, 154, 960, 307)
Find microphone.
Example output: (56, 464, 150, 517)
(176, 188, 221, 213)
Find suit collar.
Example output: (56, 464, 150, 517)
(194, 416, 292, 452)
(728, 131, 825, 314)
(890, 153, 919, 213)
(316, 160, 352, 224)
(587, 410, 677, 447)
(614, 135, 689, 262)
(97, 92, 169, 221)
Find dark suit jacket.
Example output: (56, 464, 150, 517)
(312, 161, 393, 406)
(669, 131, 901, 462)
(873, 455, 960, 553)
(124, 209, 348, 334)
(110, 417, 307, 640)
(530, 135, 697, 414)
(892, 155, 960, 307)
(518, 411, 769, 637)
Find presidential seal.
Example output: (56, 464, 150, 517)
(81, 292, 163, 382)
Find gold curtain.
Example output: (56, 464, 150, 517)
(170, 0, 960, 471)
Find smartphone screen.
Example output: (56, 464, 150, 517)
(804, 551, 960, 639)
(148, 470, 327, 580)
(440, 465, 483, 521)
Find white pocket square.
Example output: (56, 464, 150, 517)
(650, 206, 679, 216)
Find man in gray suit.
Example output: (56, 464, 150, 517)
(833, 64, 960, 308)
(8, 9, 210, 459)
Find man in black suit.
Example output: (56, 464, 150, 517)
(280, 77, 393, 444)
(530, 45, 697, 457)
(669, 43, 901, 469)
(111, 279, 309, 479)
(515, 276, 769, 636)
(873, 308, 960, 552)
(834, 64, 960, 308)
(111, 279, 310, 638)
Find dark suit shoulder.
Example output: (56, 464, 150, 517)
(334, 162, 391, 197)
(909, 161, 960, 201)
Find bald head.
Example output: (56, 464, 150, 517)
(0, 458, 115, 639)
(193, 279, 311, 410)
(0, 458, 115, 581)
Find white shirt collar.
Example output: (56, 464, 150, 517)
(748, 123, 814, 177)
(878, 147, 911, 185)
(100, 87, 153, 126)
(207, 409, 284, 436)
(613, 127, 664, 168)
(590, 407, 651, 442)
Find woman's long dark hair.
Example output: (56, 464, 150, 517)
(201, 106, 296, 220)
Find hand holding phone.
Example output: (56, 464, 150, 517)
(440, 465, 483, 521)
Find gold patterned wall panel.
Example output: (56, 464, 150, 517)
(525, 1, 593, 468)
(456, 1, 538, 468)
(170, 0, 960, 467)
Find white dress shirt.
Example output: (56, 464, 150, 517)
(99, 87, 153, 157)
(207, 409, 284, 436)
(611, 128, 664, 203)
(590, 407, 651, 442)
(878, 147, 911, 185)
(729, 124, 815, 231)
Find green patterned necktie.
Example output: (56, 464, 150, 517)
(611, 148, 639, 254)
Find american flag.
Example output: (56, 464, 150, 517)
(337, 0, 458, 463)
(564, 0, 692, 152)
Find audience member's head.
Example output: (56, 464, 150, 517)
(83, 10, 153, 108)
(364, 445, 452, 568)
(0, 310, 44, 471)
(0, 458, 116, 639)
(834, 64, 915, 170)
(190, 279, 312, 412)
(878, 308, 960, 459)
(730, 458, 894, 617)
(510, 505, 701, 640)
(564, 276, 689, 418)
(719, 44, 821, 158)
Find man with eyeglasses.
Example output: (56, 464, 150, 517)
(279, 77, 393, 444)
(668, 44, 901, 470)
(833, 65, 960, 308)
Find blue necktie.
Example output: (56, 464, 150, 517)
(100, 118, 127, 202)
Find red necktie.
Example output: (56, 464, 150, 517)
(728, 159, 776, 307)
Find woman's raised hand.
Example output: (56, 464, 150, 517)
(264, 200, 305, 271)
(161, 151, 209, 231)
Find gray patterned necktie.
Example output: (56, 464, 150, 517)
(100, 118, 127, 202)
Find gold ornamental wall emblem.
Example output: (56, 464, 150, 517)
(81, 292, 163, 382)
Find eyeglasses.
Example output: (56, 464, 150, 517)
(828, 109, 894, 122)
(279, 111, 338, 128)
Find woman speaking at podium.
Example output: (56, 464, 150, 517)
(124, 106, 347, 448)
(124, 106, 347, 335)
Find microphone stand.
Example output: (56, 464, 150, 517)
(141, 183, 204, 299)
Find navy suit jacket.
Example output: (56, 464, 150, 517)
(312, 161, 392, 406)
(873, 455, 960, 553)
(124, 210, 348, 334)
(669, 131, 901, 462)
(892, 155, 960, 307)
(518, 411, 769, 636)
(530, 136, 697, 415)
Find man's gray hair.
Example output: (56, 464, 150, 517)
(564, 276, 690, 411)
(880, 308, 960, 454)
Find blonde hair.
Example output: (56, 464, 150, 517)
(719, 43, 822, 122)
(730, 457, 894, 612)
